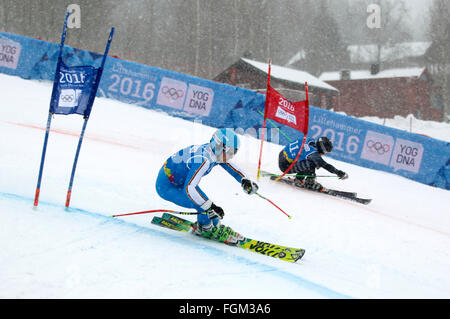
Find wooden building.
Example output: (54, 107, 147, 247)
(319, 66, 443, 121)
(213, 57, 339, 107)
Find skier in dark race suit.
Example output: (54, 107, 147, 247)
(278, 136, 348, 191)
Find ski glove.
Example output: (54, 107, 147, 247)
(205, 202, 224, 219)
(337, 171, 348, 180)
(241, 178, 259, 195)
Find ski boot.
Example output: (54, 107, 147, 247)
(192, 222, 245, 246)
(303, 176, 323, 191)
(294, 175, 323, 191)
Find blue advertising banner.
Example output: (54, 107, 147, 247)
(1, 31, 449, 190)
(307, 108, 450, 190)
(98, 58, 266, 129)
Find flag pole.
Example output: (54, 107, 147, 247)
(34, 12, 69, 207)
(65, 28, 114, 208)
(257, 59, 271, 180)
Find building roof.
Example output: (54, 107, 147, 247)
(241, 57, 338, 92)
(347, 41, 432, 64)
(319, 67, 427, 82)
(286, 42, 432, 67)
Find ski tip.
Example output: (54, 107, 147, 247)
(288, 215, 293, 219)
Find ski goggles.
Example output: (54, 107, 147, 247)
(222, 144, 238, 157)
(213, 143, 238, 162)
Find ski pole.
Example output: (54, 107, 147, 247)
(257, 110, 293, 143)
(261, 173, 339, 178)
(110, 209, 205, 218)
(256, 193, 292, 219)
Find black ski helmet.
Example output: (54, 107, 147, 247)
(317, 136, 333, 154)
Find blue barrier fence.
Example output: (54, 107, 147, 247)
(1, 32, 449, 190)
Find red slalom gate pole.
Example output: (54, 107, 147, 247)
(256, 193, 292, 219)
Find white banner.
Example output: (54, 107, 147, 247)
(0, 38, 21, 70)
(58, 89, 82, 107)
(360, 130, 394, 165)
(156, 77, 187, 110)
(183, 84, 214, 116)
(391, 138, 424, 173)
(275, 106, 297, 125)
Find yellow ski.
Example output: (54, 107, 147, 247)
(151, 213, 305, 263)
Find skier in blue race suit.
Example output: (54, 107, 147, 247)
(278, 136, 348, 191)
(155, 128, 259, 245)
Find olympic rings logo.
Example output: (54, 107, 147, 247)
(60, 94, 74, 102)
(366, 140, 390, 154)
(162, 86, 184, 100)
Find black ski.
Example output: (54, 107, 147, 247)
(267, 174, 372, 205)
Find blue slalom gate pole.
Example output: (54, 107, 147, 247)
(34, 12, 69, 207)
(34, 113, 53, 206)
(64, 27, 115, 208)
(65, 117, 88, 207)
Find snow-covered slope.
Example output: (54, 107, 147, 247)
(1, 74, 449, 298)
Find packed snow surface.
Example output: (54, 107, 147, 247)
(1, 74, 449, 298)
